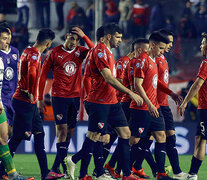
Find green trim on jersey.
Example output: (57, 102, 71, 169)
(0, 110, 7, 124)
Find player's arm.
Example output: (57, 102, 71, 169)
(157, 80, 183, 105)
(179, 77, 204, 116)
(134, 77, 159, 118)
(72, 27, 94, 49)
(100, 68, 143, 106)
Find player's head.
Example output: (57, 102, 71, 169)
(201, 32, 207, 56)
(96, 25, 105, 42)
(0, 21, 12, 44)
(159, 29, 174, 53)
(131, 38, 149, 57)
(0, 26, 10, 51)
(149, 31, 169, 57)
(103, 23, 122, 48)
(36, 28, 55, 50)
(65, 25, 81, 50)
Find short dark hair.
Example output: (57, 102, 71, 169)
(96, 26, 105, 41)
(159, 29, 174, 37)
(67, 25, 81, 39)
(131, 38, 149, 51)
(0, 26, 10, 36)
(103, 23, 122, 36)
(36, 28, 55, 44)
(0, 21, 12, 33)
(202, 32, 207, 39)
(149, 31, 169, 44)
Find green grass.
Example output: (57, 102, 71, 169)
(13, 154, 207, 179)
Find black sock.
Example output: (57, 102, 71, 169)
(189, 156, 202, 175)
(80, 137, 95, 178)
(0, 161, 6, 176)
(72, 149, 82, 164)
(108, 145, 119, 168)
(103, 133, 117, 163)
(117, 138, 131, 177)
(130, 143, 139, 169)
(93, 142, 104, 177)
(34, 133, 50, 178)
(8, 136, 22, 157)
(56, 142, 69, 173)
(115, 159, 122, 174)
(52, 148, 60, 172)
(154, 142, 166, 173)
(166, 135, 182, 174)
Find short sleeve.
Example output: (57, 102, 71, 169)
(134, 58, 148, 79)
(197, 60, 207, 80)
(94, 48, 110, 72)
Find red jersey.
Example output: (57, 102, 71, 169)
(156, 55, 169, 106)
(197, 59, 207, 109)
(130, 52, 160, 110)
(86, 42, 118, 104)
(13, 47, 41, 104)
(115, 56, 130, 101)
(38, 45, 89, 100)
(127, 58, 137, 90)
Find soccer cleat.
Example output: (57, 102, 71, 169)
(45, 171, 64, 179)
(132, 167, 150, 179)
(96, 173, 116, 180)
(157, 172, 169, 179)
(173, 172, 188, 179)
(165, 166, 172, 175)
(78, 175, 94, 180)
(104, 163, 115, 177)
(122, 173, 146, 180)
(12, 175, 34, 180)
(186, 174, 198, 180)
(0, 174, 8, 180)
(64, 156, 76, 180)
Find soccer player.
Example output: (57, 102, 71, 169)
(129, 31, 171, 180)
(67, 23, 143, 180)
(38, 26, 94, 176)
(0, 26, 33, 180)
(178, 32, 207, 180)
(156, 29, 187, 179)
(7, 29, 63, 180)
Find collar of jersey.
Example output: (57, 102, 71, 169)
(61, 46, 76, 53)
(1, 47, 11, 54)
(149, 55, 155, 63)
(99, 42, 113, 54)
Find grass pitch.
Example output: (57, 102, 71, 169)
(13, 154, 207, 180)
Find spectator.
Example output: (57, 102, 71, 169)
(85, 0, 95, 34)
(66, 2, 78, 24)
(165, 16, 177, 35)
(54, 0, 65, 31)
(104, 0, 120, 24)
(127, 0, 150, 38)
(195, 5, 207, 36)
(182, 0, 193, 18)
(42, 94, 54, 121)
(0, 0, 5, 23)
(118, 0, 133, 36)
(36, 0, 50, 28)
(16, 0, 29, 27)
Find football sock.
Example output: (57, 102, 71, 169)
(51, 154, 60, 172)
(93, 142, 104, 177)
(103, 133, 117, 163)
(115, 159, 122, 174)
(108, 145, 119, 168)
(72, 149, 83, 164)
(130, 143, 139, 169)
(0, 144, 16, 175)
(56, 142, 69, 173)
(8, 137, 22, 157)
(154, 142, 166, 173)
(34, 133, 49, 178)
(117, 138, 131, 177)
(145, 148, 157, 175)
(189, 156, 202, 175)
(80, 137, 95, 178)
(166, 135, 182, 174)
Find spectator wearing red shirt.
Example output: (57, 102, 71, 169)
(66, 2, 78, 23)
(104, 0, 120, 24)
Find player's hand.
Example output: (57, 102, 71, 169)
(100, 134, 110, 145)
(0, 102, 3, 115)
(28, 93, 34, 103)
(72, 27, 85, 38)
(148, 104, 159, 118)
(178, 103, 187, 116)
(170, 92, 183, 105)
(38, 100, 46, 114)
(129, 91, 143, 106)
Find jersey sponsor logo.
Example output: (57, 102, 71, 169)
(98, 122, 104, 129)
(12, 54, 17, 60)
(22, 52, 27, 56)
(58, 55, 63, 59)
(7, 58, 10, 64)
(117, 64, 122, 70)
(56, 114, 63, 120)
(152, 74, 158, 89)
(32, 55, 37, 60)
(98, 52, 103, 58)
(123, 61, 128, 69)
(104, 50, 107, 60)
(4, 67, 14, 81)
(141, 59, 145, 69)
(75, 50, 80, 57)
(63, 61, 77, 76)
(149, 64, 153, 69)
(164, 69, 169, 84)
(139, 128, 144, 134)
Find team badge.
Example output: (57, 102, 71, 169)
(32, 55, 37, 60)
(164, 69, 169, 84)
(4, 67, 14, 81)
(56, 114, 63, 120)
(12, 54, 17, 60)
(98, 122, 104, 129)
(139, 128, 144, 134)
(98, 52, 103, 58)
(152, 74, 158, 89)
(63, 61, 77, 76)
(25, 131, 32, 138)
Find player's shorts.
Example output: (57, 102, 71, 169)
(12, 98, 44, 141)
(196, 109, 207, 139)
(3, 100, 15, 127)
(0, 110, 7, 124)
(121, 102, 131, 121)
(84, 101, 128, 134)
(52, 97, 80, 128)
(129, 108, 165, 138)
(160, 106, 175, 131)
